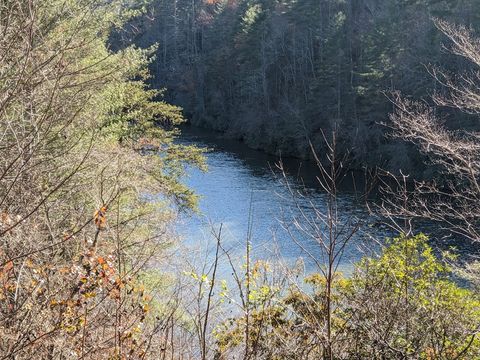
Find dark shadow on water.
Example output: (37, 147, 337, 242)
(178, 124, 370, 192)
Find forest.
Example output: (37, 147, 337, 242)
(1, 0, 480, 359)
(122, 0, 480, 175)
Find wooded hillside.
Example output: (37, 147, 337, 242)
(121, 0, 480, 174)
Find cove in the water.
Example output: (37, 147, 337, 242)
(175, 126, 395, 276)
(174, 126, 479, 279)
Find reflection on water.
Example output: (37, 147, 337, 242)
(175, 126, 393, 276)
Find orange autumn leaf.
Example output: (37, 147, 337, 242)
(59, 267, 71, 274)
(3, 261, 13, 273)
(94, 206, 107, 229)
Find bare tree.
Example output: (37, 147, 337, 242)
(277, 130, 361, 359)
(385, 19, 480, 244)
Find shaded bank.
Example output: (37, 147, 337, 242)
(114, 0, 480, 177)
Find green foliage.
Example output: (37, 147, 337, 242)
(214, 235, 480, 359)
(242, 4, 264, 34)
(347, 234, 480, 359)
(356, 233, 447, 293)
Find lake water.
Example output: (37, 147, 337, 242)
(175, 126, 396, 277)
